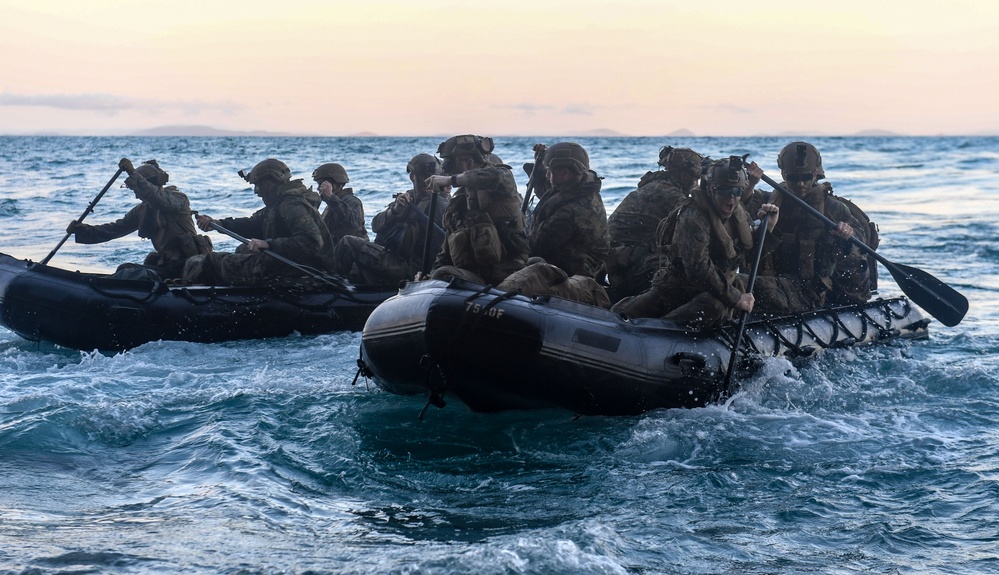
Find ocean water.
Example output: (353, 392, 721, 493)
(0, 135, 997, 574)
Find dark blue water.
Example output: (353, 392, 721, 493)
(1, 136, 997, 574)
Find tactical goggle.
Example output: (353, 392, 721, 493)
(785, 172, 815, 183)
(713, 187, 744, 198)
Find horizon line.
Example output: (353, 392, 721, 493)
(4, 131, 998, 138)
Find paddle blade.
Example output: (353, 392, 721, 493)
(884, 261, 968, 326)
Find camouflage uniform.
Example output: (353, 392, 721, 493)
(431, 165, 529, 285)
(528, 171, 609, 278)
(605, 171, 689, 298)
(611, 186, 765, 330)
(747, 182, 868, 315)
(335, 190, 448, 284)
(188, 179, 335, 285)
(321, 187, 368, 245)
(72, 172, 211, 279)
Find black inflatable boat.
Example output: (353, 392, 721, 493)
(359, 279, 931, 416)
(0, 252, 397, 351)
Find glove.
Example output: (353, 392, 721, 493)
(118, 158, 135, 175)
(123, 172, 141, 190)
(67, 220, 80, 234)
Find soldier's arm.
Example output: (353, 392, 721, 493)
(216, 209, 266, 239)
(827, 199, 867, 251)
(72, 206, 141, 244)
(266, 203, 325, 256)
(462, 166, 519, 200)
(371, 193, 410, 233)
(337, 195, 366, 233)
(530, 205, 577, 257)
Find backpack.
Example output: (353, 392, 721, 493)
(827, 186, 880, 292)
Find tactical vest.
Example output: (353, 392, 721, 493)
(654, 200, 688, 269)
(444, 187, 527, 271)
(763, 182, 878, 301)
(831, 191, 879, 292)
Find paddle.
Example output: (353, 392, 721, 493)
(757, 172, 968, 327)
(39, 167, 125, 266)
(207, 221, 347, 289)
(724, 213, 770, 386)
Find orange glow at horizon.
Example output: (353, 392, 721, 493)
(2, 0, 998, 136)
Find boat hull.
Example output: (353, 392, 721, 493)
(360, 279, 930, 415)
(0, 252, 397, 351)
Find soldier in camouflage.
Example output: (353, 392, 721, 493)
(611, 157, 779, 331)
(494, 142, 610, 307)
(526, 142, 609, 278)
(605, 146, 702, 300)
(67, 158, 212, 280)
(425, 134, 529, 285)
(185, 158, 335, 285)
(334, 154, 449, 284)
(747, 142, 871, 315)
(312, 163, 369, 246)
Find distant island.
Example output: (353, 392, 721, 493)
(132, 125, 299, 137)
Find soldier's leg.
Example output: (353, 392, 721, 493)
(430, 265, 485, 284)
(217, 253, 267, 286)
(663, 292, 732, 331)
(604, 244, 634, 298)
(182, 254, 209, 284)
(611, 269, 687, 319)
(608, 245, 658, 301)
(357, 245, 414, 284)
(751, 275, 814, 316)
(333, 236, 368, 278)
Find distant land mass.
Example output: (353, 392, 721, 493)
(131, 125, 299, 137)
(8, 124, 997, 137)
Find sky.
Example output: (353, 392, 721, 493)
(1, 0, 998, 137)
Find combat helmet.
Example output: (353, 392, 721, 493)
(437, 134, 494, 161)
(241, 158, 292, 184)
(702, 156, 748, 195)
(406, 153, 443, 178)
(777, 141, 824, 179)
(542, 142, 589, 174)
(134, 159, 169, 186)
(312, 163, 349, 185)
(658, 146, 702, 176)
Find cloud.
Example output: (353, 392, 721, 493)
(560, 104, 593, 116)
(697, 103, 753, 115)
(493, 103, 557, 115)
(0, 92, 241, 115)
(494, 103, 595, 116)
